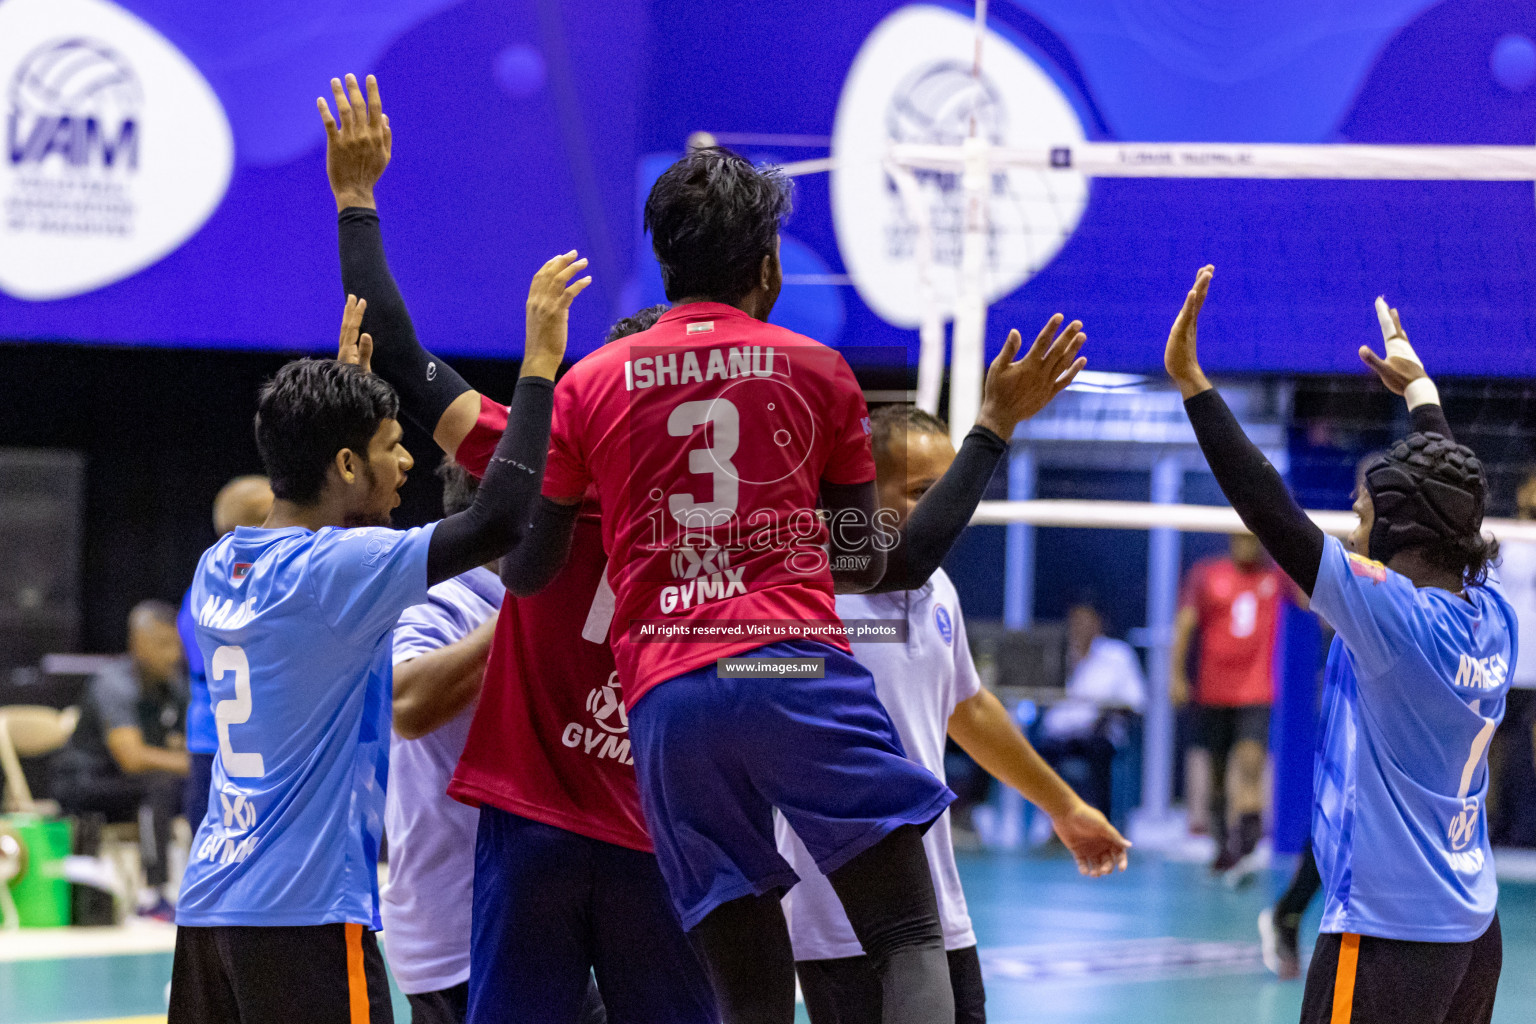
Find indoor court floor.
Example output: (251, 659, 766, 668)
(4, 851, 1534, 1024)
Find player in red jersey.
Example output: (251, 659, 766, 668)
(1172, 533, 1294, 873)
(323, 74, 1085, 1024)
(324, 77, 713, 1024)
(500, 149, 1084, 1024)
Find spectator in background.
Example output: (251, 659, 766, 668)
(1488, 469, 1536, 846)
(1037, 600, 1147, 819)
(176, 475, 273, 833)
(1171, 533, 1290, 874)
(54, 600, 190, 919)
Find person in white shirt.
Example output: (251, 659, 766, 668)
(775, 405, 1130, 1024)
(1037, 600, 1147, 817)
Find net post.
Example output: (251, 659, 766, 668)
(1003, 446, 1035, 629)
(1141, 454, 1183, 825)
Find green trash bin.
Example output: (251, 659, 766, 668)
(4, 814, 72, 927)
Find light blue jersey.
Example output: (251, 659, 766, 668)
(1311, 535, 1517, 942)
(176, 522, 435, 929)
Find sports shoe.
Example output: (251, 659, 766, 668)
(1258, 908, 1300, 979)
(136, 896, 175, 923)
(1211, 847, 1240, 873)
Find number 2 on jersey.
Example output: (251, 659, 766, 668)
(212, 646, 265, 778)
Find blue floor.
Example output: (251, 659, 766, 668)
(5, 849, 1533, 1024)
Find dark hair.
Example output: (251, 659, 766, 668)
(436, 457, 478, 517)
(643, 147, 793, 303)
(606, 304, 670, 343)
(254, 359, 399, 504)
(869, 404, 947, 460)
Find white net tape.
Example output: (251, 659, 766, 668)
(971, 500, 1536, 544)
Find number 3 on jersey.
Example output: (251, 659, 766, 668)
(668, 398, 739, 524)
(212, 646, 265, 778)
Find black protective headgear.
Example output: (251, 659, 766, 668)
(1363, 432, 1487, 564)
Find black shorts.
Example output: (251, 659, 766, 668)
(169, 923, 393, 1024)
(1300, 916, 1502, 1024)
(795, 944, 986, 1024)
(1196, 703, 1270, 753)
(406, 982, 469, 1024)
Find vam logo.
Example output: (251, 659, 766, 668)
(0, 0, 232, 300)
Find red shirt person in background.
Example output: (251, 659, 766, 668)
(1172, 532, 1291, 873)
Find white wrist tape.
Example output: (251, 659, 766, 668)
(1375, 296, 1422, 366)
(1404, 376, 1441, 410)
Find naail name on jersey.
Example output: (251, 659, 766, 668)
(624, 346, 780, 391)
(1454, 652, 1508, 691)
(198, 595, 256, 630)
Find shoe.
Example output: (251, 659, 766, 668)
(1211, 847, 1239, 873)
(1258, 908, 1300, 979)
(1223, 845, 1268, 889)
(136, 897, 175, 923)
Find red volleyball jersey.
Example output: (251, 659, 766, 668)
(542, 303, 877, 708)
(448, 399, 650, 852)
(1180, 556, 1289, 707)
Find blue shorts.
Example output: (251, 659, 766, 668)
(469, 807, 716, 1024)
(628, 640, 955, 931)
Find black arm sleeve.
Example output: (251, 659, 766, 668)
(821, 479, 888, 593)
(867, 425, 1008, 593)
(500, 498, 582, 597)
(1184, 388, 1325, 596)
(338, 207, 473, 434)
(426, 378, 553, 586)
(1410, 401, 1452, 442)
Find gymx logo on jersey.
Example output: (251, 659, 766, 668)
(1454, 653, 1509, 691)
(0, 0, 232, 300)
(195, 784, 260, 866)
(562, 673, 634, 766)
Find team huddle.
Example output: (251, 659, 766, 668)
(166, 75, 1515, 1024)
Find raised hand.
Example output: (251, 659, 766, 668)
(1165, 265, 1214, 399)
(974, 314, 1087, 438)
(317, 73, 391, 212)
(1359, 296, 1429, 396)
(522, 251, 592, 381)
(336, 294, 373, 373)
(1052, 799, 1132, 878)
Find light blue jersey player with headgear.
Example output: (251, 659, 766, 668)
(1165, 267, 1513, 1024)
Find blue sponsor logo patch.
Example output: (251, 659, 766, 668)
(934, 604, 953, 645)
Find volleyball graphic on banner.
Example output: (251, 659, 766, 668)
(830, 3, 1089, 329)
(0, 0, 232, 301)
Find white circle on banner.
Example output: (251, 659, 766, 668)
(0, 0, 233, 301)
(831, 4, 1089, 328)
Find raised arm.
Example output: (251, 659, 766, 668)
(1359, 297, 1452, 441)
(320, 73, 502, 454)
(870, 315, 1086, 592)
(1165, 267, 1325, 595)
(424, 252, 590, 586)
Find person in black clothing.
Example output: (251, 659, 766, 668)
(54, 600, 190, 918)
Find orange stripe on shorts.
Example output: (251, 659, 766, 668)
(1331, 932, 1361, 1024)
(345, 922, 370, 1024)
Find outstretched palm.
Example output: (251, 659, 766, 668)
(1164, 265, 1213, 396)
